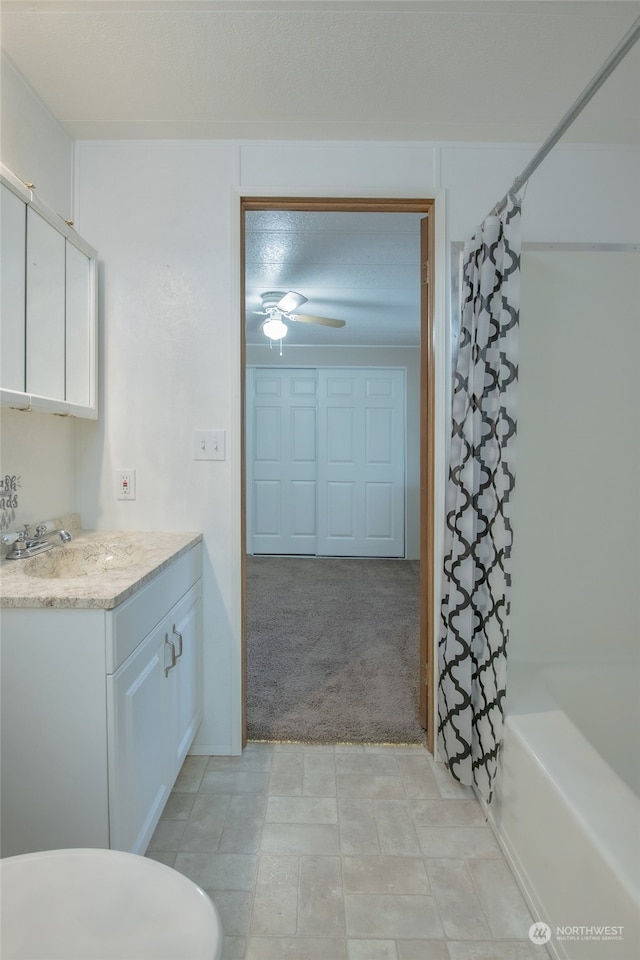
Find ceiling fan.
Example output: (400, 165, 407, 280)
(255, 291, 346, 342)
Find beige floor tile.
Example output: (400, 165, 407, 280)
(250, 854, 299, 936)
(209, 890, 253, 936)
(466, 858, 534, 938)
(160, 791, 196, 820)
(144, 850, 176, 868)
(339, 817, 381, 855)
(372, 799, 420, 856)
(179, 793, 230, 851)
(408, 798, 486, 826)
(298, 855, 345, 937)
(336, 753, 401, 777)
(427, 759, 475, 799)
(396, 941, 449, 960)
(207, 751, 272, 772)
(246, 938, 347, 959)
(338, 797, 376, 820)
(200, 770, 270, 795)
(266, 795, 337, 824)
(303, 752, 337, 796)
(416, 825, 502, 859)
(173, 754, 208, 792)
(268, 752, 304, 795)
(218, 818, 262, 855)
(343, 855, 430, 895)
(446, 942, 549, 960)
(147, 817, 186, 852)
(221, 936, 246, 960)
(157, 744, 548, 960)
(173, 851, 257, 892)
(395, 754, 442, 799)
(344, 893, 444, 939)
(347, 940, 397, 960)
(260, 822, 340, 855)
(337, 774, 405, 799)
(426, 858, 492, 940)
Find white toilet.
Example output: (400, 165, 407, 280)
(0, 848, 222, 960)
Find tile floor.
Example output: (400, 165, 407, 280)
(147, 742, 550, 960)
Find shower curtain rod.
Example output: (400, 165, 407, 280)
(490, 14, 640, 218)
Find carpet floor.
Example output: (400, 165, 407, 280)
(246, 556, 426, 744)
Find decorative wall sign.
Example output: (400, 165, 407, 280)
(0, 475, 21, 529)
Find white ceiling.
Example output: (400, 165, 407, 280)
(3, 0, 638, 347)
(2, 1, 639, 143)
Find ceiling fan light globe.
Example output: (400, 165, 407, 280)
(263, 317, 288, 340)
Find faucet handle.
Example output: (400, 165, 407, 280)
(1, 532, 21, 546)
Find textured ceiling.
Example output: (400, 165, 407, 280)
(245, 210, 425, 346)
(3, 1, 638, 348)
(1, 1, 639, 143)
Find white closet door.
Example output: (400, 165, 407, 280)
(317, 368, 405, 557)
(248, 368, 318, 555)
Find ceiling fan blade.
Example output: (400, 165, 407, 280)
(291, 313, 346, 328)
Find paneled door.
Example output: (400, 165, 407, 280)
(317, 368, 405, 557)
(247, 368, 319, 554)
(247, 366, 405, 557)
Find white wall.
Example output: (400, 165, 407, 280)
(0, 54, 78, 535)
(72, 138, 639, 754)
(510, 249, 640, 665)
(246, 344, 421, 559)
(2, 53, 638, 751)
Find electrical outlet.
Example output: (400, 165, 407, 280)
(116, 469, 136, 500)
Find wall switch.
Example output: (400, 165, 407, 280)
(194, 429, 226, 461)
(116, 469, 136, 500)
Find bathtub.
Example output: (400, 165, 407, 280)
(486, 662, 640, 960)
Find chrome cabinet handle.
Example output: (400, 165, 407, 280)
(164, 634, 177, 677)
(172, 624, 183, 659)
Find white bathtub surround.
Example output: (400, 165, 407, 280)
(438, 195, 522, 804)
(487, 664, 640, 960)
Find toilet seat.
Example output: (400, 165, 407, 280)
(0, 848, 222, 960)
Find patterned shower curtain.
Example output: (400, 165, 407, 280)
(437, 194, 522, 805)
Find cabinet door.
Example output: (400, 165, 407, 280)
(0, 183, 26, 392)
(166, 583, 202, 776)
(107, 624, 172, 854)
(26, 206, 65, 400)
(65, 240, 93, 407)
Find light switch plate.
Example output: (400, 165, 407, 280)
(194, 429, 226, 461)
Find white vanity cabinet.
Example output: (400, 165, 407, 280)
(0, 544, 202, 859)
(107, 581, 201, 854)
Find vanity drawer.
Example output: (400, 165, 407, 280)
(107, 545, 201, 673)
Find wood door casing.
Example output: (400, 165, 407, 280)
(241, 197, 436, 751)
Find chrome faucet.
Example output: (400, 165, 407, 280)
(1, 523, 73, 560)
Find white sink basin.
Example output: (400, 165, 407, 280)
(23, 539, 145, 579)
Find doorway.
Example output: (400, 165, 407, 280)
(240, 197, 435, 750)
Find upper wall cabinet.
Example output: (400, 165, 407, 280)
(0, 165, 98, 419)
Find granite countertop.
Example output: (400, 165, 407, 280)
(0, 517, 202, 609)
